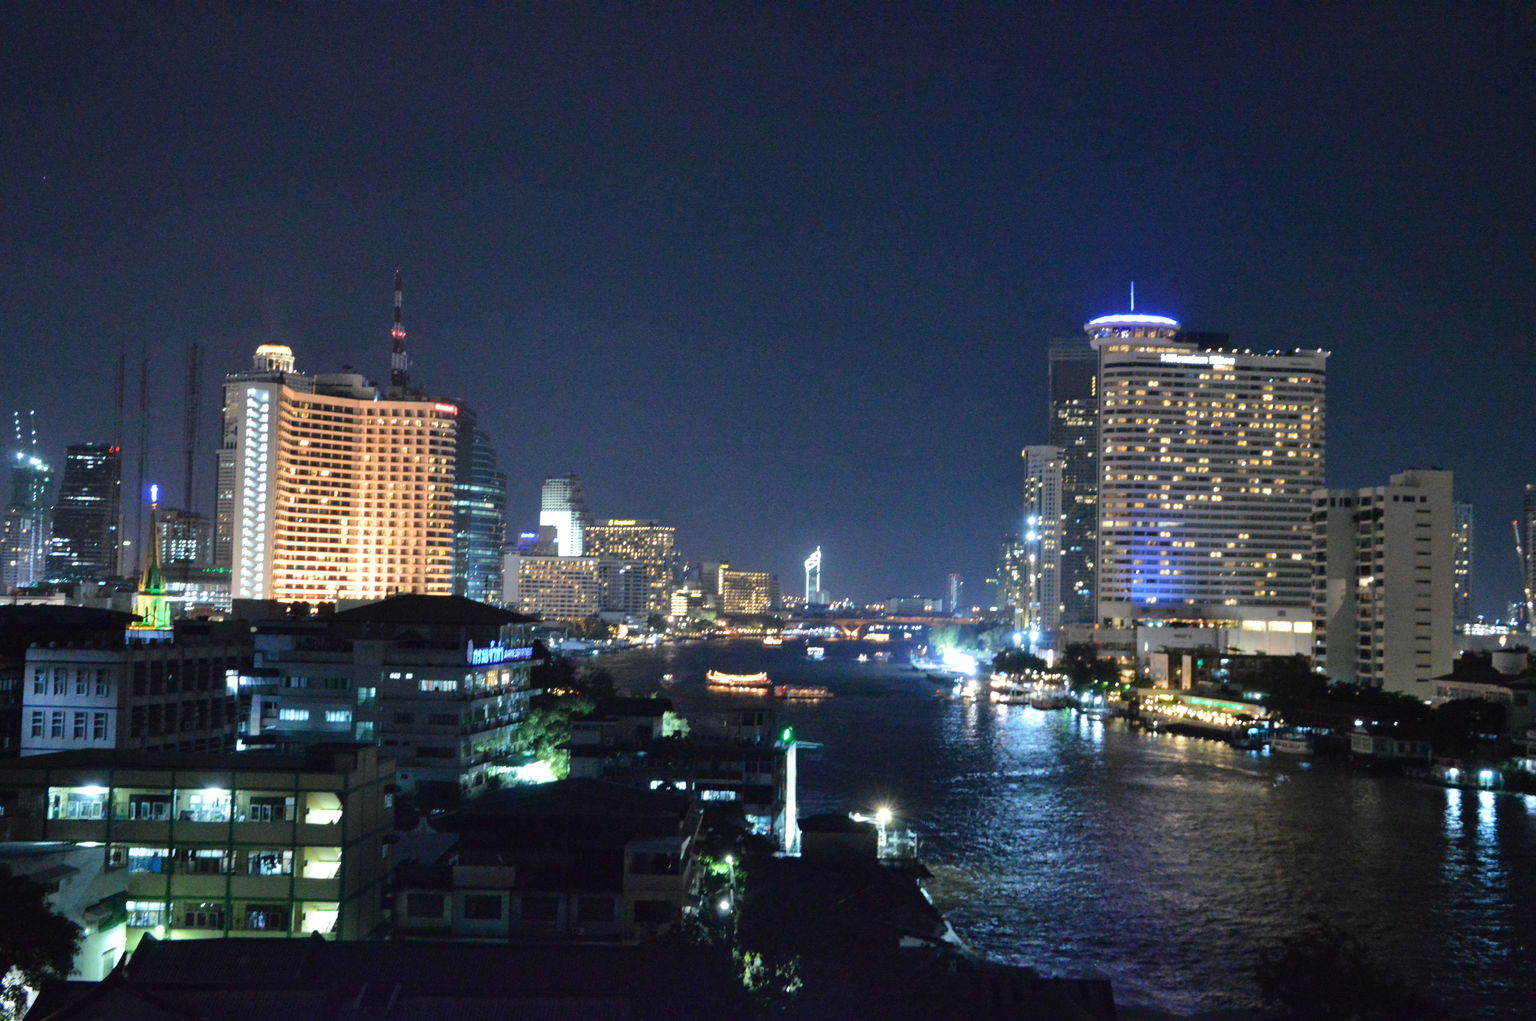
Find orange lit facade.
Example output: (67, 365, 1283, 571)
(218, 346, 457, 604)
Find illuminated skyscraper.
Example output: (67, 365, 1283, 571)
(156, 508, 213, 568)
(803, 546, 826, 606)
(719, 568, 778, 615)
(1452, 500, 1473, 627)
(47, 443, 122, 582)
(1520, 485, 1536, 628)
(1047, 336, 1099, 627)
(585, 520, 677, 614)
(1020, 445, 1064, 646)
(1, 451, 54, 592)
(452, 406, 507, 605)
(1092, 313, 1327, 624)
(539, 474, 591, 557)
(216, 344, 458, 604)
(1313, 470, 1454, 693)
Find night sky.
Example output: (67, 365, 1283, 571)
(5, 5, 1533, 611)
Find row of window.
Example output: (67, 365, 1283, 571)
(127, 898, 338, 932)
(47, 787, 343, 825)
(111, 844, 339, 878)
(31, 668, 111, 698)
(30, 710, 109, 741)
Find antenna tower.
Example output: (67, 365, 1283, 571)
(113, 345, 126, 448)
(390, 270, 410, 393)
(183, 343, 201, 511)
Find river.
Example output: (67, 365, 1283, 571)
(595, 638, 1536, 1018)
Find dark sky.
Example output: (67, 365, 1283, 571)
(5, 5, 1534, 611)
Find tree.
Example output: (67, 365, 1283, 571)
(1256, 919, 1437, 1020)
(0, 866, 82, 1018)
(1434, 698, 1507, 757)
(993, 649, 1046, 674)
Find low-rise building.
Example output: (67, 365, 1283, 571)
(241, 595, 538, 799)
(567, 703, 789, 842)
(0, 841, 128, 982)
(393, 779, 699, 944)
(0, 743, 392, 948)
(20, 617, 249, 756)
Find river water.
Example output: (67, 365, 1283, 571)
(597, 638, 1536, 1018)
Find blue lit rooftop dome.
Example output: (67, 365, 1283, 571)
(1084, 312, 1182, 339)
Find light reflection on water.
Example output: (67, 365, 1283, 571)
(599, 641, 1536, 1018)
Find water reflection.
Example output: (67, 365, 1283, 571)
(598, 641, 1535, 1018)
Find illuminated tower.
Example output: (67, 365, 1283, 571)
(804, 546, 824, 605)
(585, 520, 679, 614)
(1, 451, 53, 592)
(539, 475, 591, 557)
(1020, 445, 1064, 647)
(129, 485, 173, 633)
(217, 344, 457, 603)
(1520, 485, 1536, 629)
(1048, 335, 1099, 627)
(451, 404, 507, 604)
(1452, 500, 1473, 626)
(1092, 312, 1327, 625)
(47, 443, 122, 582)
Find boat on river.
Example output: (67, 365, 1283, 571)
(774, 684, 833, 700)
(705, 669, 771, 692)
(1269, 728, 1316, 756)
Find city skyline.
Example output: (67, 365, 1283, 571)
(5, 6, 1533, 608)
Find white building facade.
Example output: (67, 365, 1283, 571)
(1092, 314, 1327, 627)
(1313, 469, 1455, 694)
(216, 345, 457, 604)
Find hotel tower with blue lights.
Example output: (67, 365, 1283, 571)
(1089, 312, 1328, 629)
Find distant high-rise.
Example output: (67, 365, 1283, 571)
(1020, 445, 1064, 646)
(1314, 470, 1455, 693)
(47, 443, 122, 582)
(1, 452, 54, 592)
(539, 475, 591, 557)
(803, 546, 826, 606)
(1092, 312, 1327, 624)
(585, 520, 677, 615)
(947, 573, 965, 615)
(1047, 336, 1099, 628)
(1520, 485, 1536, 628)
(1452, 500, 1473, 626)
(719, 568, 779, 615)
(156, 508, 213, 568)
(452, 406, 507, 605)
(216, 344, 457, 603)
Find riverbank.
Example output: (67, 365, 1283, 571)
(591, 639, 1535, 1018)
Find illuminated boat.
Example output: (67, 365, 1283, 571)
(705, 670, 772, 691)
(1269, 729, 1316, 756)
(806, 646, 826, 661)
(773, 685, 833, 700)
(762, 635, 784, 646)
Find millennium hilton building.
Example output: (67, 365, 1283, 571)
(1090, 312, 1328, 628)
(215, 344, 458, 604)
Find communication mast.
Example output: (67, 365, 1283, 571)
(390, 270, 409, 394)
(183, 342, 201, 511)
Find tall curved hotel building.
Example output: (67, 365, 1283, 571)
(1089, 313, 1327, 626)
(215, 344, 458, 603)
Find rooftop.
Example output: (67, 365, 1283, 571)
(332, 593, 536, 626)
(0, 743, 379, 777)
